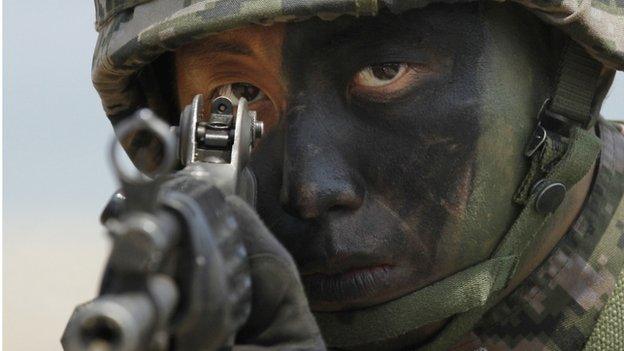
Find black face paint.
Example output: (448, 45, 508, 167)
(251, 4, 488, 312)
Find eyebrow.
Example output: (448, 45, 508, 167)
(188, 39, 254, 63)
(208, 41, 253, 56)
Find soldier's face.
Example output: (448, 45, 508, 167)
(176, 4, 551, 312)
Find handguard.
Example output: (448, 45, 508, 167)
(62, 96, 263, 351)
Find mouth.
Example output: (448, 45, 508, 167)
(300, 255, 404, 311)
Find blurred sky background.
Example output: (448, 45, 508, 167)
(3, 1, 624, 350)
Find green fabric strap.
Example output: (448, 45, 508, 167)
(583, 269, 624, 351)
(550, 41, 603, 128)
(418, 127, 601, 351)
(315, 256, 516, 348)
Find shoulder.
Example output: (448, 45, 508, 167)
(600, 118, 624, 136)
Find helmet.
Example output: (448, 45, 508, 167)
(93, 0, 624, 123)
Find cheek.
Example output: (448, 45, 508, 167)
(175, 56, 209, 108)
(350, 84, 483, 241)
(252, 99, 281, 133)
(175, 76, 195, 110)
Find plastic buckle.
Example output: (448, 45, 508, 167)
(525, 98, 578, 158)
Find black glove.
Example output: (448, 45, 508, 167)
(226, 196, 326, 351)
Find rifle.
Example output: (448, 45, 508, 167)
(62, 95, 264, 351)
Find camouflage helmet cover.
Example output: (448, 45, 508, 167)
(94, 0, 624, 121)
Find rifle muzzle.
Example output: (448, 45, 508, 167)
(62, 293, 160, 351)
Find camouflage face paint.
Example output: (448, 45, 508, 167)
(251, 4, 487, 313)
(251, 0, 558, 322)
(175, 2, 562, 346)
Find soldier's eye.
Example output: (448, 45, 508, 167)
(350, 62, 430, 102)
(212, 83, 267, 105)
(353, 63, 408, 87)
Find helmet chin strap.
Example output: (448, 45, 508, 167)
(314, 41, 603, 350)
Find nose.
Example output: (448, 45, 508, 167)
(279, 108, 365, 219)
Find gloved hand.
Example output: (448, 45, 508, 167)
(226, 196, 326, 351)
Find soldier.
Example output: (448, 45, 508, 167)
(91, 0, 623, 350)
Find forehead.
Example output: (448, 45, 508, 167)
(176, 4, 482, 63)
(175, 24, 285, 67)
(285, 6, 481, 47)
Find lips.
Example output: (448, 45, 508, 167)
(261, 197, 435, 312)
(299, 252, 405, 311)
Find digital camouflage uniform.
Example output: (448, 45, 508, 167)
(88, 0, 624, 350)
(452, 121, 624, 351)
